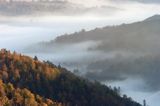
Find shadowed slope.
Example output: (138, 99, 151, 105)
(0, 49, 141, 106)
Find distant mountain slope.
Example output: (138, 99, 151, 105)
(0, 49, 141, 106)
(26, 15, 160, 54)
(46, 15, 160, 52)
(145, 14, 160, 21)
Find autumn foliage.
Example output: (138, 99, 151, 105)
(0, 49, 141, 106)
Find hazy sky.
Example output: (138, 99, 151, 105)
(1, 0, 160, 21)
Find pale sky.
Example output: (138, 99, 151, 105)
(1, 0, 160, 22)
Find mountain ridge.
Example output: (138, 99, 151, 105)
(27, 15, 159, 47)
(0, 49, 142, 106)
(144, 14, 160, 21)
(40, 14, 160, 53)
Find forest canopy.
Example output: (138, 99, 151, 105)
(0, 49, 142, 106)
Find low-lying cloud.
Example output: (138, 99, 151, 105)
(85, 54, 160, 91)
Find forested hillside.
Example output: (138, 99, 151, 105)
(0, 49, 141, 106)
(0, 79, 62, 106)
(51, 15, 160, 52)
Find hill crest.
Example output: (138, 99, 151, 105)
(0, 49, 142, 106)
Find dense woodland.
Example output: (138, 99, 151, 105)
(0, 79, 62, 106)
(53, 15, 160, 51)
(0, 49, 142, 106)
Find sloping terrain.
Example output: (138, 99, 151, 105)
(0, 79, 62, 106)
(0, 49, 141, 106)
(51, 15, 160, 53)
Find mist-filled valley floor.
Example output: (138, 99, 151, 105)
(0, 14, 160, 106)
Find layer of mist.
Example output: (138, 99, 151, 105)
(22, 15, 160, 106)
(0, 3, 160, 104)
